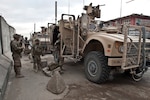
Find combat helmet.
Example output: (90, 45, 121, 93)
(13, 34, 20, 39)
(34, 39, 40, 44)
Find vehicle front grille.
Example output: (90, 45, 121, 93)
(127, 42, 150, 61)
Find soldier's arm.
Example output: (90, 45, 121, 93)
(12, 41, 23, 51)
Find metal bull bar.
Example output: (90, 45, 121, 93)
(121, 24, 150, 70)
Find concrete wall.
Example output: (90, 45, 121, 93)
(0, 16, 15, 100)
(0, 16, 16, 58)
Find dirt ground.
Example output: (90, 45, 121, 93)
(4, 54, 150, 100)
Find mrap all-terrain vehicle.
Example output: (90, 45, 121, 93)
(49, 3, 150, 83)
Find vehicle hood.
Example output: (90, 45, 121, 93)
(88, 32, 150, 42)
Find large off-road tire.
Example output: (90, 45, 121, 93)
(84, 51, 110, 83)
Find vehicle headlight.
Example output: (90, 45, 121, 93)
(119, 46, 124, 53)
(115, 41, 123, 53)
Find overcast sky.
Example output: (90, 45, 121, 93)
(0, 0, 150, 38)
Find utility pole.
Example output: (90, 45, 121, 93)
(83, 0, 84, 13)
(119, 0, 135, 25)
(68, 0, 70, 14)
(120, 0, 122, 18)
(55, 1, 57, 24)
(34, 23, 36, 33)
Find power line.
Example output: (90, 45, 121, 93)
(126, 0, 134, 3)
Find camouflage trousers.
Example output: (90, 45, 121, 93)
(33, 55, 42, 70)
(12, 54, 22, 76)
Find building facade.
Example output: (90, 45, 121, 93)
(104, 14, 150, 27)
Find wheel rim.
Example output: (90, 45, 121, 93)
(87, 60, 98, 77)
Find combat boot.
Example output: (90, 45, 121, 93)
(16, 67, 24, 78)
(33, 63, 38, 72)
(16, 74, 24, 78)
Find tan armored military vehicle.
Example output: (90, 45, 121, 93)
(50, 3, 150, 83)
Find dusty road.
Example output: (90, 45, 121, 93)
(4, 54, 150, 100)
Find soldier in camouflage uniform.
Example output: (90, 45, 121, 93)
(24, 37, 30, 55)
(10, 34, 24, 78)
(32, 39, 43, 72)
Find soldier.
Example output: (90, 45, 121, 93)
(29, 34, 36, 63)
(24, 37, 30, 55)
(10, 34, 24, 78)
(53, 26, 60, 45)
(32, 39, 43, 72)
